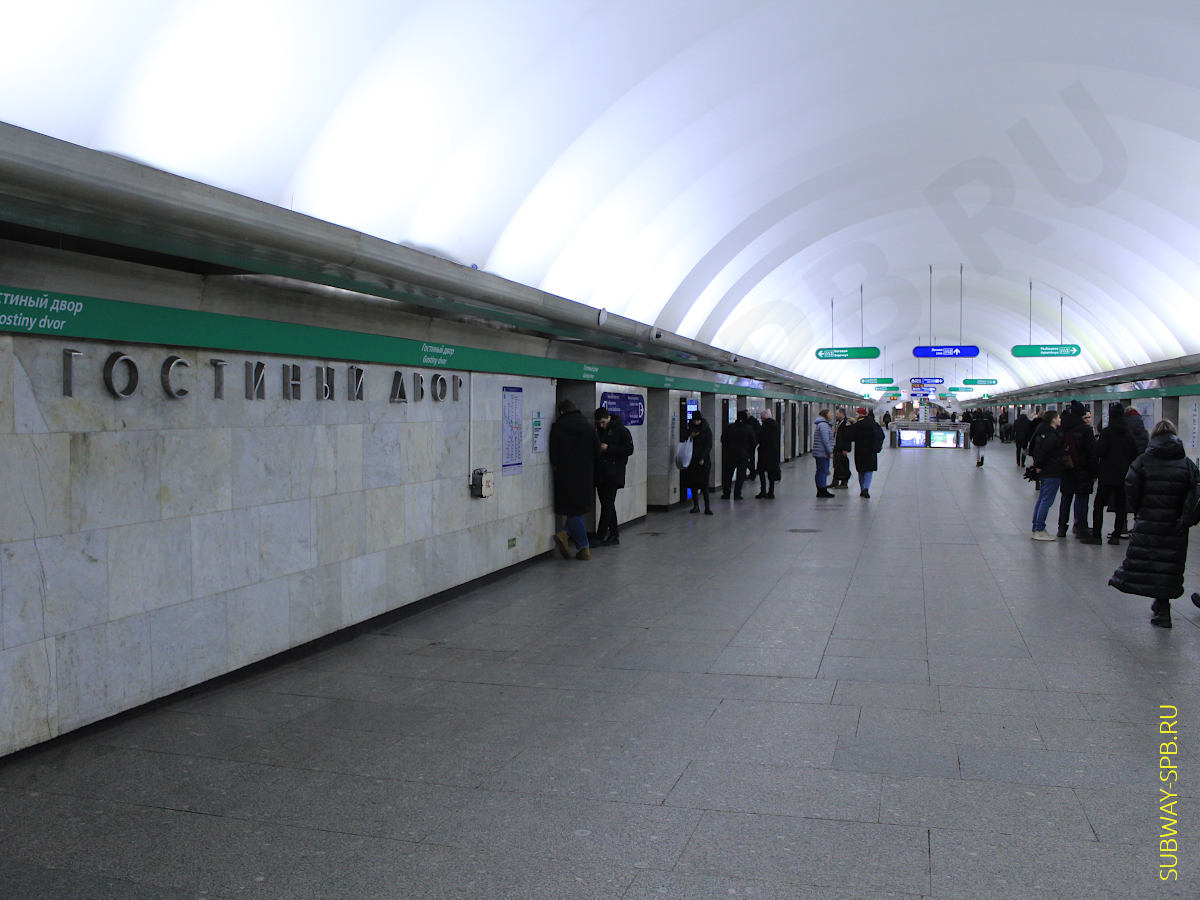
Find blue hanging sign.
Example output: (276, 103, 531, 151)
(912, 345, 979, 358)
(909, 377, 944, 385)
(599, 391, 645, 426)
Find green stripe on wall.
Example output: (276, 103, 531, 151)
(0, 283, 832, 402)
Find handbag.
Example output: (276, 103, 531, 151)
(674, 438, 693, 470)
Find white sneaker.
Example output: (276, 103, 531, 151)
(1031, 531, 1056, 541)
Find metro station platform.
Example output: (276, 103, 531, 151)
(0, 444, 1196, 898)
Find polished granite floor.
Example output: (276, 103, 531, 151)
(1, 441, 1197, 899)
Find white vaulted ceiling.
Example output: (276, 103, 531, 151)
(3, 0, 1199, 395)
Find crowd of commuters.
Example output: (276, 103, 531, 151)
(1022, 400, 1200, 628)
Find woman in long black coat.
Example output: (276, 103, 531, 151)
(1108, 419, 1199, 628)
(549, 399, 601, 559)
(682, 413, 713, 514)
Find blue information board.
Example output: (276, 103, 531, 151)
(913, 345, 979, 358)
(600, 391, 646, 426)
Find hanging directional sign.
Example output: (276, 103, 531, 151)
(909, 377, 944, 385)
(1011, 344, 1081, 357)
(948, 387, 973, 392)
(816, 346, 880, 360)
(963, 378, 998, 385)
(860, 377, 894, 384)
(912, 345, 979, 358)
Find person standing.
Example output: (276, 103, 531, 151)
(1029, 410, 1065, 540)
(1055, 401, 1097, 538)
(594, 407, 634, 546)
(1012, 410, 1033, 467)
(1108, 420, 1200, 628)
(831, 408, 852, 489)
(970, 409, 994, 466)
(683, 412, 714, 514)
(549, 399, 600, 561)
(720, 411, 753, 500)
(847, 406, 881, 498)
(1088, 402, 1138, 545)
(755, 408, 781, 499)
(812, 409, 835, 498)
(1126, 407, 1149, 455)
(745, 410, 761, 482)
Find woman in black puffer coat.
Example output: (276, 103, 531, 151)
(1108, 420, 1199, 628)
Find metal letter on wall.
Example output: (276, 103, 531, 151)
(316, 365, 334, 400)
(453, 374, 464, 401)
(210, 359, 227, 399)
(389, 371, 407, 403)
(282, 364, 301, 400)
(62, 348, 81, 396)
(431, 373, 448, 401)
(348, 366, 365, 401)
(160, 355, 190, 399)
(102, 352, 139, 399)
(245, 361, 265, 400)
(412, 372, 425, 401)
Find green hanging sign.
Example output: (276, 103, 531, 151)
(816, 346, 880, 360)
(963, 378, 997, 385)
(1011, 344, 1080, 358)
(860, 377, 894, 384)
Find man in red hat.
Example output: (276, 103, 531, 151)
(846, 406, 882, 498)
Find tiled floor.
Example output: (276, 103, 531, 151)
(2, 443, 1198, 898)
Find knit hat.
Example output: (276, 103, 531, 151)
(1125, 407, 1140, 417)
(855, 406, 868, 416)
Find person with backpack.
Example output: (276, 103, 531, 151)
(1087, 402, 1139, 545)
(969, 409, 994, 466)
(847, 406, 882, 498)
(1056, 401, 1098, 538)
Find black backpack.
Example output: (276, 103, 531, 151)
(1060, 428, 1083, 470)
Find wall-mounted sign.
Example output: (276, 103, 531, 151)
(860, 377, 894, 384)
(963, 378, 997, 385)
(912, 345, 980, 358)
(910, 377, 944, 385)
(599, 391, 645, 426)
(815, 346, 880, 360)
(1011, 344, 1081, 357)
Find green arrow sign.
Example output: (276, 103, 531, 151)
(860, 377, 894, 384)
(963, 378, 997, 385)
(948, 387, 973, 392)
(816, 346, 881, 360)
(1011, 344, 1081, 358)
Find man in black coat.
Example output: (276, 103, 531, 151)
(720, 411, 754, 500)
(1012, 410, 1033, 466)
(594, 408, 634, 545)
(1055, 401, 1097, 538)
(1088, 402, 1139, 544)
(831, 408, 852, 489)
(550, 399, 600, 560)
(754, 409, 781, 498)
(1126, 407, 1149, 454)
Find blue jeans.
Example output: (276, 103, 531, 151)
(1032, 478, 1061, 532)
(814, 455, 830, 489)
(859, 470, 874, 491)
(564, 515, 589, 549)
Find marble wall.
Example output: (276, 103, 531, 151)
(0, 332, 560, 755)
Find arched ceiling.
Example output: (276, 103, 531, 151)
(3, 0, 1198, 397)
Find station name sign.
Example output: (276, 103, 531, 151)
(62, 347, 464, 404)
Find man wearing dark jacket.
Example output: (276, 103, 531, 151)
(1012, 411, 1033, 466)
(1030, 410, 1065, 539)
(831, 408, 852, 489)
(755, 408, 781, 499)
(1056, 401, 1097, 538)
(1126, 407, 1149, 455)
(1088, 402, 1139, 544)
(720, 411, 754, 500)
(594, 408, 634, 545)
(550, 399, 601, 560)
